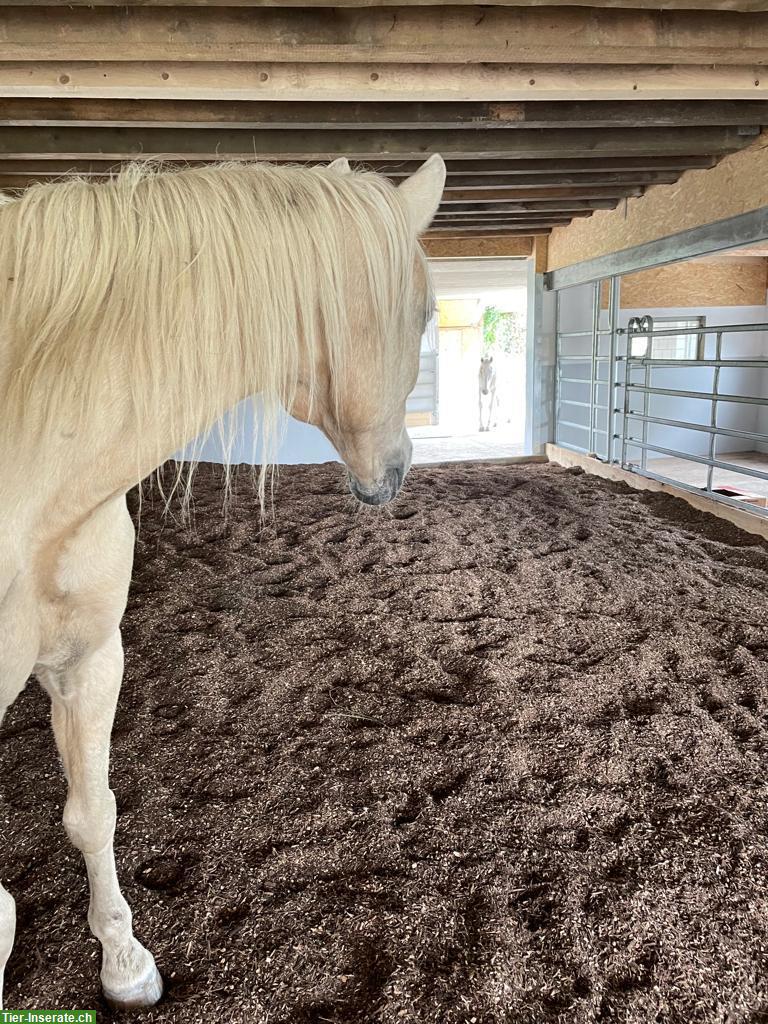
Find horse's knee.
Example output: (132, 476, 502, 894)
(63, 789, 117, 854)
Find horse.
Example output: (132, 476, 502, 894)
(478, 354, 498, 432)
(0, 153, 445, 1009)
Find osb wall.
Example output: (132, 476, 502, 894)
(548, 132, 768, 272)
(599, 257, 768, 308)
(422, 236, 533, 258)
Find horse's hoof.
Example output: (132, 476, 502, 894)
(103, 963, 163, 1010)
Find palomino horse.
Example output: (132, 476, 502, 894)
(478, 354, 498, 432)
(0, 154, 445, 1008)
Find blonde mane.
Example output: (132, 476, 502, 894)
(0, 161, 429, 503)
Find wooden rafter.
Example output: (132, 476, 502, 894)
(1, 98, 766, 131)
(433, 200, 618, 213)
(0, 126, 755, 161)
(0, 6, 764, 240)
(440, 187, 641, 201)
(425, 226, 552, 236)
(0, 1, 762, 9)
(0, 156, 716, 174)
(1, 7, 766, 65)
(1, 63, 766, 103)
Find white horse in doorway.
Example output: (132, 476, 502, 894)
(478, 354, 498, 432)
(0, 154, 445, 1009)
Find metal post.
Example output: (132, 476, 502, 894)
(706, 331, 723, 493)
(620, 325, 633, 470)
(641, 345, 651, 471)
(606, 276, 619, 464)
(588, 280, 600, 455)
(554, 289, 561, 446)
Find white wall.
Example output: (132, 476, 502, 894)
(192, 399, 340, 466)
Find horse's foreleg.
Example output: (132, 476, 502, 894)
(0, 631, 37, 1009)
(0, 691, 19, 1010)
(45, 630, 162, 1010)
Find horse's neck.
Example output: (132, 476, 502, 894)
(2, 343, 253, 539)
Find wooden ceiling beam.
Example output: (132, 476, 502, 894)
(434, 201, 609, 213)
(0, 156, 714, 175)
(435, 212, 575, 220)
(435, 209, 588, 217)
(0, 175, 639, 203)
(0, 1, 762, 9)
(1, 7, 768, 66)
(1, 63, 766, 103)
(441, 187, 639, 201)
(424, 227, 552, 237)
(0, 164, 683, 192)
(2, 7, 765, 65)
(1, 98, 765, 130)
(0, 126, 754, 162)
(435, 174, 680, 189)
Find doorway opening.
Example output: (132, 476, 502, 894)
(409, 257, 529, 464)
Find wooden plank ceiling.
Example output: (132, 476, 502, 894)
(0, 1, 765, 239)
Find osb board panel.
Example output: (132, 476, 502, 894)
(599, 258, 768, 308)
(547, 132, 768, 272)
(422, 236, 533, 258)
(534, 235, 548, 274)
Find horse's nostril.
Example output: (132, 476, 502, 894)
(348, 465, 404, 506)
(387, 466, 403, 491)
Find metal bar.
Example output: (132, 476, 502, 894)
(625, 412, 768, 446)
(555, 329, 615, 338)
(558, 354, 611, 362)
(559, 374, 611, 385)
(620, 357, 768, 368)
(626, 384, 767, 406)
(545, 206, 768, 291)
(706, 331, 723, 491)
(621, 438, 768, 483)
(617, 321, 768, 338)
(559, 398, 594, 409)
(558, 421, 609, 434)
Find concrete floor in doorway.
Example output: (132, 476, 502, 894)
(410, 426, 526, 464)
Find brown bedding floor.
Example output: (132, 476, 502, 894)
(3, 460, 768, 1024)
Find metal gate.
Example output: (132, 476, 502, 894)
(554, 277, 768, 519)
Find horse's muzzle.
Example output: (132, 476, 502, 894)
(348, 466, 404, 506)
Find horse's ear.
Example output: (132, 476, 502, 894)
(328, 158, 351, 174)
(399, 154, 446, 235)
